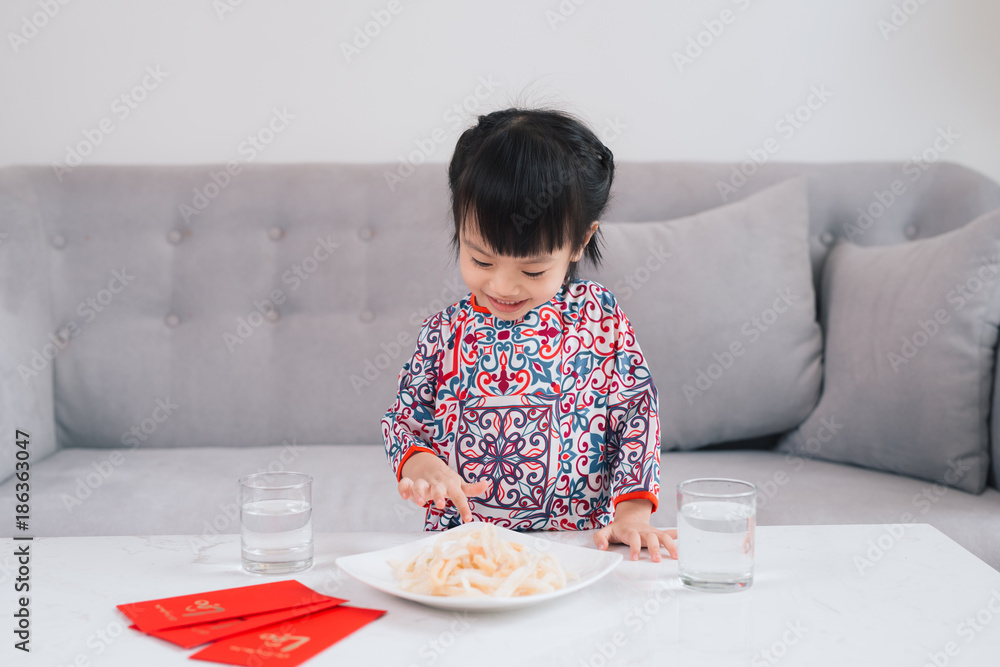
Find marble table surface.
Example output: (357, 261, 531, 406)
(4, 524, 1000, 666)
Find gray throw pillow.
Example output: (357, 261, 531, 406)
(581, 176, 823, 450)
(777, 207, 1000, 494)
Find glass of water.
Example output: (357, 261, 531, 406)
(676, 478, 756, 592)
(239, 472, 313, 574)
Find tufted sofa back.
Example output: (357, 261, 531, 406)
(2, 161, 999, 475)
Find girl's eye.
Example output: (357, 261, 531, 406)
(470, 256, 543, 278)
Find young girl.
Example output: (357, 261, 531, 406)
(381, 107, 676, 562)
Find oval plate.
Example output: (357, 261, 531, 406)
(335, 523, 622, 611)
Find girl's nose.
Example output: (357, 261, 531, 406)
(489, 271, 521, 299)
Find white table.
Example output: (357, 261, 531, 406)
(4, 524, 1000, 666)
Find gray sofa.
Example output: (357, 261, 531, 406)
(2, 160, 1000, 571)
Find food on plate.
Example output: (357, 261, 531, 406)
(388, 523, 570, 597)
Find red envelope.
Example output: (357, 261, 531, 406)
(189, 605, 386, 667)
(131, 598, 347, 649)
(118, 580, 334, 633)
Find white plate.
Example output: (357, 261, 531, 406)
(335, 523, 622, 611)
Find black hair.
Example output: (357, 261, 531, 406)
(447, 107, 614, 283)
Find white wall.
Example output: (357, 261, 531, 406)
(3, 0, 999, 184)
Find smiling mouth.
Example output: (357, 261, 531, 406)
(487, 295, 527, 312)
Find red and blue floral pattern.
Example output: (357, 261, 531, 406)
(382, 279, 660, 531)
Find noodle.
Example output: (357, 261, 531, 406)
(388, 523, 570, 597)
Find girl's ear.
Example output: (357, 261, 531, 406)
(575, 221, 599, 260)
(570, 221, 600, 262)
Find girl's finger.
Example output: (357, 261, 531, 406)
(451, 489, 473, 523)
(660, 532, 678, 560)
(414, 479, 430, 505)
(629, 532, 642, 561)
(432, 482, 448, 509)
(593, 528, 610, 551)
(645, 532, 662, 563)
(462, 479, 490, 497)
(397, 478, 412, 500)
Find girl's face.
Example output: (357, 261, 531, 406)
(459, 218, 598, 321)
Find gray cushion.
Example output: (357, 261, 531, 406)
(778, 207, 1000, 493)
(581, 176, 823, 450)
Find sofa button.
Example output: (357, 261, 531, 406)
(265, 308, 280, 323)
(268, 226, 284, 241)
(52, 234, 66, 249)
(165, 313, 180, 328)
(360, 309, 375, 323)
(904, 224, 918, 239)
(819, 231, 835, 246)
(55, 327, 71, 344)
(167, 229, 183, 245)
(358, 227, 375, 242)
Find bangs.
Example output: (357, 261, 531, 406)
(453, 130, 585, 259)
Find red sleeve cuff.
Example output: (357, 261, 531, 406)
(395, 445, 437, 482)
(613, 491, 659, 513)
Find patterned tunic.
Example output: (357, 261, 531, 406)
(381, 279, 660, 531)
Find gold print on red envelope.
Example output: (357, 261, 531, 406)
(131, 599, 345, 650)
(183, 600, 226, 617)
(260, 632, 310, 652)
(118, 580, 333, 633)
(190, 605, 386, 667)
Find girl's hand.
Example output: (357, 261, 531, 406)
(594, 499, 678, 562)
(398, 451, 489, 523)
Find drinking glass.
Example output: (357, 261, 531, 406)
(676, 478, 756, 592)
(239, 472, 313, 574)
